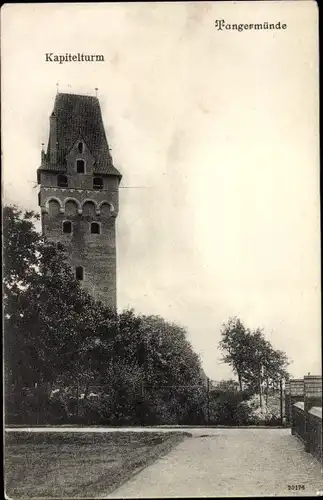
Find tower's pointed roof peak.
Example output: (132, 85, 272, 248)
(42, 92, 121, 177)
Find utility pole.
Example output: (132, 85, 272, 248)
(140, 380, 145, 426)
(259, 365, 263, 408)
(206, 377, 210, 426)
(280, 379, 283, 426)
(76, 379, 80, 420)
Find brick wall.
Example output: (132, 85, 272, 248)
(39, 181, 119, 215)
(285, 379, 304, 425)
(304, 375, 322, 412)
(307, 407, 322, 461)
(39, 168, 119, 310)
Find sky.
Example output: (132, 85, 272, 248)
(1, 1, 321, 381)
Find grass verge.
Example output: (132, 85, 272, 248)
(5, 431, 191, 498)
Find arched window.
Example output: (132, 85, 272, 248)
(76, 159, 85, 173)
(57, 174, 68, 187)
(62, 221, 72, 234)
(82, 201, 96, 217)
(100, 202, 112, 216)
(78, 142, 83, 153)
(64, 199, 79, 216)
(93, 177, 103, 190)
(75, 266, 84, 281)
(48, 199, 61, 216)
(91, 222, 101, 234)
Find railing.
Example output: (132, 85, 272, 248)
(306, 407, 322, 462)
(291, 402, 306, 441)
(291, 402, 322, 462)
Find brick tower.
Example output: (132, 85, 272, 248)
(37, 92, 122, 309)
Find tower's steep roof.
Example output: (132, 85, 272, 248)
(42, 92, 121, 177)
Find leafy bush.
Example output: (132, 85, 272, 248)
(243, 394, 282, 426)
(209, 390, 254, 425)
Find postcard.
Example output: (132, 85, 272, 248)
(2, 1, 321, 498)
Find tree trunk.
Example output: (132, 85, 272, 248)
(84, 383, 90, 399)
(259, 370, 262, 407)
(238, 373, 242, 391)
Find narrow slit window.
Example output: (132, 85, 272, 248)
(78, 142, 83, 154)
(57, 174, 68, 187)
(93, 177, 103, 190)
(76, 160, 85, 173)
(62, 221, 72, 234)
(75, 266, 84, 281)
(91, 222, 101, 234)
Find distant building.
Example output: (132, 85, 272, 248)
(210, 380, 239, 391)
(37, 92, 122, 309)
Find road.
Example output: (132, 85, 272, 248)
(106, 428, 322, 498)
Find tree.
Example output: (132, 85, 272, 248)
(3, 205, 41, 291)
(218, 317, 253, 390)
(241, 329, 289, 406)
(114, 311, 206, 424)
(4, 204, 207, 425)
(116, 312, 204, 387)
(3, 205, 116, 391)
(218, 317, 290, 400)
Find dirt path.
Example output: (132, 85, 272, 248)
(107, 428, 323, 498)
